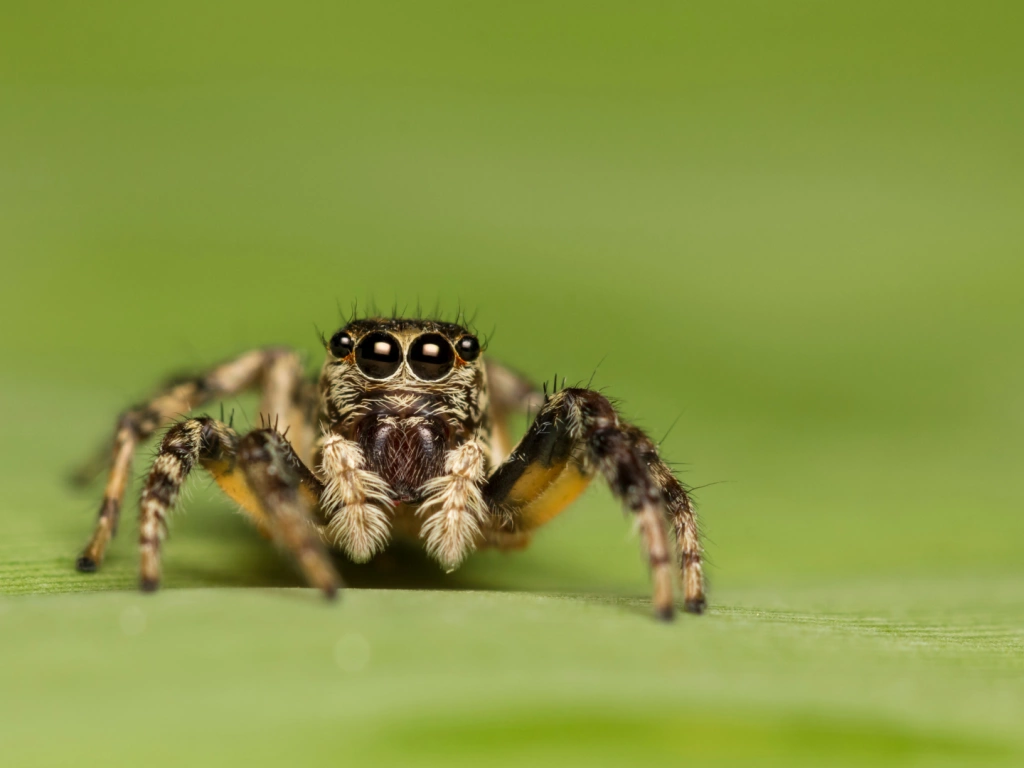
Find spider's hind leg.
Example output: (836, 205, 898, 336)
(137, 417, 338, 597)
(484, 388, 706, 620)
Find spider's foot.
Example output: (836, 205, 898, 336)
(683, 597, 707, 615)
(75, 555, 97, 573)
(654, 604, 675, 622)
(321, 584, 340, 602)
(139, 576, 160, 593)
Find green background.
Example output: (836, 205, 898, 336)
(1, 2, 1022, 765)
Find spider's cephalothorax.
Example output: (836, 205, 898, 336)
(320, 318, 489, 501)
(73, 316, 706, 620)
(315, 318, 492, 568)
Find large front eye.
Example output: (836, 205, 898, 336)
(408, 333, 455, 380)
(355, 332, 402, 379)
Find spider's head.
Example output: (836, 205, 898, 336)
(323, 317, 483, 387)
(319, 316, 489, 500)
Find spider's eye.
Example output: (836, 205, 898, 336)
(329, 331, 354, 358)
(355, 332, 402, 379)
(408, 334, 455, 381)
(456, 335, 481, 362)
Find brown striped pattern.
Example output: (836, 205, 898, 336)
(138, 420, 204, 589)
(238, 430, 340, 598)
(75, 347, 304, 572)
(637, 438, 706, 614)
(484, 388, 706, 620)
(136, 418, 338, 596)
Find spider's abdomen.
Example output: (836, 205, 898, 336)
(357, 414, 448, 503)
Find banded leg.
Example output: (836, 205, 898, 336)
(75, 347, 308, 572)
(484, 388, 706, 620)
(629, 430, 706, 616)
(236, 429, 339, 598)
(138, 418, 338, 597)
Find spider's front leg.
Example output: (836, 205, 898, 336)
(484, 388, 706, 620)
(416, 440, 489, 571)
(318, 435, 394, 563)
(138, 417, 339, 597)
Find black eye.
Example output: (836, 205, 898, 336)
(355, 332, 402, 379)
(456, 336, 480, 362)
(329, 331, 354, 358)
(408, 334, 455, 381)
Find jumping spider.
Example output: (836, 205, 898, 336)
(74, 316, 705, 619)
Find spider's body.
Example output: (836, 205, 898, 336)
(75, 316, 705, 619)
(319, 318, 489, 504)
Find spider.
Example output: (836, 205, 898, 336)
(73, 315, 705, 620)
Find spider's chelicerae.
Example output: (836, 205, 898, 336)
(74, 316, 705, 619)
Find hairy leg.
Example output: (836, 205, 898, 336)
(484, 388, 705, 620)
(318, 435, 393, 564)
(259, 349, 319, 466)
(137, 418, 338, 596)
(236, 429, 339, 598)
(627, 427, 705, 615)
(75, 347, 308, 571)
(416, 440, 488, 571)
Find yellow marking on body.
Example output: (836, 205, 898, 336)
(298, 482, 321, 510)
(507, 463, 563, 506)
(203, 459, 272, 535)
(516, 463, 592, 530)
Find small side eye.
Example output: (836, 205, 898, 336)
(329, 331, 354, 358)
(456, 335, 481, 362)
(409, 334, 455, 381)
(355, 332, 402, 379)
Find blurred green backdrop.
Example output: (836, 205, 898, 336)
(1, 2, 1022, 766)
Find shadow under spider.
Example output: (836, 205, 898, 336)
(330, 543, 498, 591)
(174, 512, 518, 592)
(164, 506, 607, 600)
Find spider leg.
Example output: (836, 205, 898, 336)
(75, 347, 312, 572)
(484, 359, 544, 465)
(317, 435, 394, 564)
(483, 388, 706, 620)
(627, 428, 705, 618)
(137, 417, 339, 597)
(416, 440, 489, 571)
